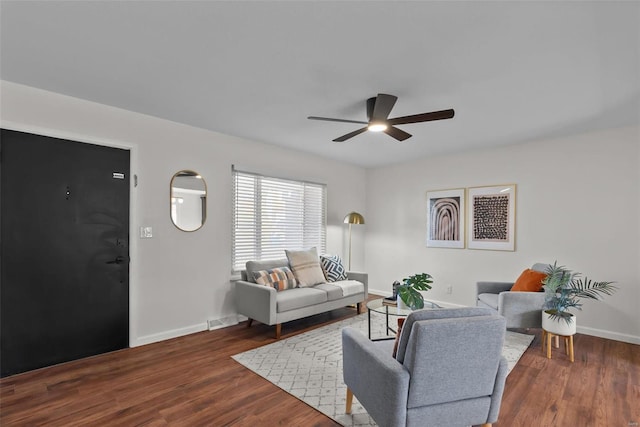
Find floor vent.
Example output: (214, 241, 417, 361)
(208, 316, 238, 331)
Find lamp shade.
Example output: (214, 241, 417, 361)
(343, 212, 365, 225)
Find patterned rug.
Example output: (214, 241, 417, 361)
(231, 312, 534, 427)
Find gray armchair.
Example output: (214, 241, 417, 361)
(476, 263, 549, 329)
(342, 307, 508, 427)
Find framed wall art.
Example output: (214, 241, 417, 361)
(426, 188, 465, 248)
(467, 184, 516, 251)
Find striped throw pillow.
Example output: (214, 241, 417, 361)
(253, 267, 298, 291)
(285, 247, 327, 287)
(320, 254, 347, 282)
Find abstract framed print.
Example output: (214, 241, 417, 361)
(426, 188, 465, 249)
(467, 184, 516, 251)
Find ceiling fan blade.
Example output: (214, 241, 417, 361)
(370, 94, 398, 122)
(387, 109, 455, 125)
(308, 116, 368, 125)
(333, 127, 368, 142)
(384, 126, 412, 141)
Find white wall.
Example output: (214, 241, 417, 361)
(365, 125, 640, 344)
(3, 80, 637, 346)
(0, 81, 367, 346)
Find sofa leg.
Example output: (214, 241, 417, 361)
(246, 318, 253, 328)
(346, 388, 353, 414)
(480, 424, 492, 427)
(275, 323, 282, 339)
(356, 302, 363, 314)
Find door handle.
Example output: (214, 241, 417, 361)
(106, 256, 126, 265)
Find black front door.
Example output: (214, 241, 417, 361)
(1, 129, 130, 377)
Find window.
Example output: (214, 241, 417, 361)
(232, 168, 326, 273)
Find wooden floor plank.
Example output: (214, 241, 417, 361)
(1, 298, 638, 426)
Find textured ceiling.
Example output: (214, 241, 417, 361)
(1, 1, 639, 168)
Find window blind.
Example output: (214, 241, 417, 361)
(232, 169, 326, 273)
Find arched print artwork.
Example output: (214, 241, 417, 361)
(431, 198, 460, 240)
(426, 188, 466, 248)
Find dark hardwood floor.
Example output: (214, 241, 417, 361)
(1, 297, 638, 426)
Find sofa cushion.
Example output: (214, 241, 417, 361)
(285, 247, 326, 287)
(276, 287, 328, 312)
(332, 280, 364, 297)
(245, 259, 289, 283)
(319, 254, 348, 282)
(253, 267, 298, 291)
(313, 283, 344, 301)
(511, 268, 546, 292)
(477, 293, 499, 310)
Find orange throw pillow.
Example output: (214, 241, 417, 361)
(511, 269, 546, 292)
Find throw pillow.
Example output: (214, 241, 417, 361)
(319, 254, 348, 282)
(285, 247, 326, 287)
(511, 268, 546, 292)
(253, 267, 298, 291)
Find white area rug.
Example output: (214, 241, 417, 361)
(232, 313, 534, 427)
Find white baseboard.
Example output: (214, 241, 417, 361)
(577, 325, 640, 345)
(132, 299, 639, 347)
(427, 299, 466, 308)
(133, 316, 245, 346)
(368, 288, 393, 298)
(132, 323, 208, 347)
(368, 288, 639, 344)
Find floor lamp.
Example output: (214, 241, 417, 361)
(343, 212, 365, 271)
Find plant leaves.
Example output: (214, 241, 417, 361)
(402, 273, 433, 291)
(545, 309, 575, 325)
(398, 286, 424, 310)
(543, 261, 617, 317)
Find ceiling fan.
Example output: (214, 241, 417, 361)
(308, 93, 454, 142)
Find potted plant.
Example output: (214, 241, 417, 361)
(541, 261, 617, 335)
(397, 273, 433, 310)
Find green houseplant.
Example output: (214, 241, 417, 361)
(542, 261, 617, 327)
(397, 273, 433, 310)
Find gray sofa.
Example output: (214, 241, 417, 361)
(235, 258, 368, 338)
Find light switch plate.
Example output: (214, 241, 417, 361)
(140, 226, 153, 238)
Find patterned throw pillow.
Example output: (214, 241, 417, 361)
(253, 267, 298, 291)
(285, 247, 327, 287)
(319, 254, 348, 282)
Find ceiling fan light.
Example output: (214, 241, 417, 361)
(368, 122, 388, 132)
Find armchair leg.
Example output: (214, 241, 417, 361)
(275, 323, 282, 339)
(480, 424, 492, 427)
(346, 387, 353, 414)
(246, 318, 253, 328)
(356, 302, 363, 314)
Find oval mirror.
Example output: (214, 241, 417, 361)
(170, 170, 207, 232)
